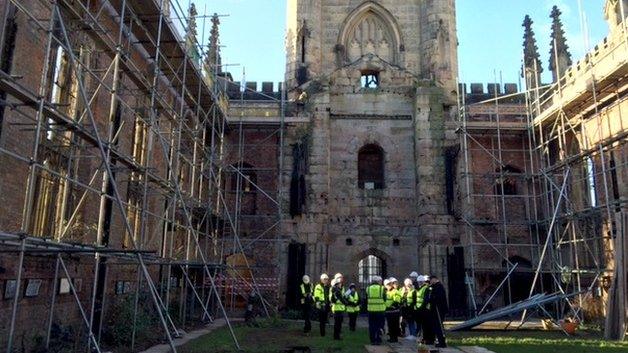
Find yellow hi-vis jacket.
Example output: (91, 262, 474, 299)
(401, 287, 416, 308)
(313, 283, 329, 309)
(330, 286, 346, 313)
(385, 288, 402, 310)
(415, 284, 429, 310)
(366, 284, 386, 312)
(346, 291, 360, 313)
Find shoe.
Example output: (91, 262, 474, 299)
(404, 335, 416, 340)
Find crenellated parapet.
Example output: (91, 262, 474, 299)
(224, 81, 285, 100)
(460, 83, 526, 104)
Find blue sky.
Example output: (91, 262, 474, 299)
(192, 0, 609, 86)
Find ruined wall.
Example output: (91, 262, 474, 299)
(286, 0, 458, 96)
(280, 0, 460, 289)
(0, 0, 215, 350)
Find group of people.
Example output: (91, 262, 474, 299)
(299, 271, 448, 348)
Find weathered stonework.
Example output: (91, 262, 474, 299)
(279, 0, 460, 288)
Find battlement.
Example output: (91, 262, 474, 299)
(223, 80, 284, 100)
(460, 83, 526, 104)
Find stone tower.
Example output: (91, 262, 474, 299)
(281, 0, 460, 288)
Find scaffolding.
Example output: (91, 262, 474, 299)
(0, 0, 283, 352)
(457, 13, 627, 337)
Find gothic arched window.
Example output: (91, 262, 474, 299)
(338, 2, 403, 65)
(358, 255, 386, 288)
(358, 144, 385, 189)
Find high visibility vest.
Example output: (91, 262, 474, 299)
(385, 288, 402, 309)
(346, 291, 360, 313)
(415, 285, 429, 310)
(300, 283, 312, 304)
(313, 283, 328, 304)
(330, 287, 346, 313)
(402, 288, 416, 308)
(367, 284, 386, 312)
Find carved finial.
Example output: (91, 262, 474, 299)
(549, 5, 572, 82)
(205, 13, 222, 74)
(522, 15, 543, 88)
(185, 3, 199, 63)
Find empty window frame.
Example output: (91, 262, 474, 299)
(358, 144, 385, 189)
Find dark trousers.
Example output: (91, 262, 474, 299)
(415, 309, 426, 340)
(302, 303, 311, 333)
(419, 309, 432, 343)
(431, 309, 446, 346)
(318, 307, 329, 336)
(333, 312, 344, 340)
(348, 312, 358, 331)
(368, 312, 385, 344)
(386, 311, 401, 342)
(423, 309, 446, 346)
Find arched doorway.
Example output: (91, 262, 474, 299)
(358, 254, 387, 288)
(503, 255, 533, 304)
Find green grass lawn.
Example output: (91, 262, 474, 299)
(447, 329, 628, 353)
(179, 318, 369, 353)
(179, 318, 628, 353)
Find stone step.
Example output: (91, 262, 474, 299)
(365, 344, 394, 353)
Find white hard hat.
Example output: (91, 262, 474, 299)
(418, 275, 429, 282)
(320, 273, 329, 280)
(383, 279, 391, 286)
(334, 273, 343, 279)
(409, 271, 419, 278)
(404, 278, 413, 286)
(302, 275, 310, 284)
(389, 277, 398, 283)
(372, 276, 382, 283)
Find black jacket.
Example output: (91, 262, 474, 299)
(427, 282, 448, 316)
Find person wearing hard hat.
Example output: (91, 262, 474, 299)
(345, 283, 360, 331)
(425, 275, 448, 348)
(409, 271, 419, 289)
(400, 278, 417, 340)
(313, 273, 331, 337)
(334, 273, 345, 292)
(300, 275, 313, 334)
(385, 277, 402, 343)
(414, 275, 431, 343)
(366, 276, 386, 345)
(329, 278, 347, 340)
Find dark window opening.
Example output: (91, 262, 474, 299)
(494, 165, 521, 196)
(296, 66, 308, 85)
(345, 238, 353, 246)
(547, 138, 560, 166)
(290, 141, 308, 217)
(610, 152, 620, 213)
(445, 146, 459, 215)
(392, 238, 400, 246)
(0, 5, 17, 74)
(230, 162, 257, 215)
(231, 162, 257, 193)
(0, 4, 18, 138)
(361, 70, 379, 88)
(358, 144, 385, 189)
(300, 33, 306, 63)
